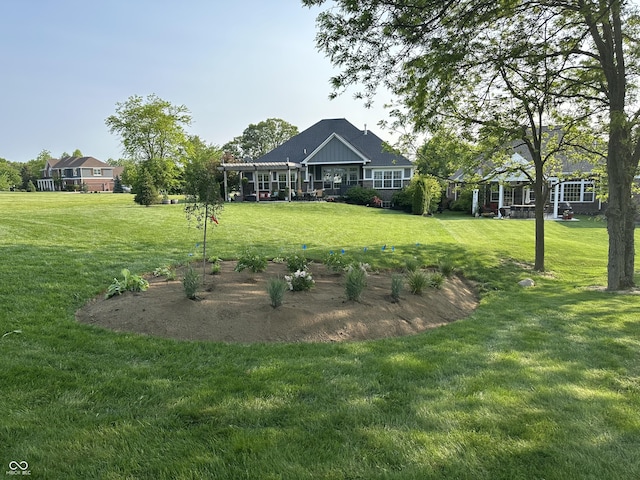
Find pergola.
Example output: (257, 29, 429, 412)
(218, 161, 302, 202)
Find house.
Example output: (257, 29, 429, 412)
(448, 142, 603, 218)
(38, 156, 117, 192)
(219, 118, 415, 203)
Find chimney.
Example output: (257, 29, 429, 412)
(364, 124, 368, 135)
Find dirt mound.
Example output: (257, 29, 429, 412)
(76, 261, 478, 343)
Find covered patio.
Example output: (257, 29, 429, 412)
(219, 161, 303, 202)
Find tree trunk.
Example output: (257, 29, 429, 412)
(606, 115, 636, 290)
(533, 173, 546, 272)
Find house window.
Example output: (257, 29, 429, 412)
(257, 173, 269, 191)
(93, 168, 101, 176)
(365, 170, 372, 180)
(583, 182, 595, 202)
(323, 167, 358, 189)
(563, 182, 581, 202)
(277, 172, 297, 191)
(373, 170, 402, 189)
(490, 187, 499, 203)
(404, 168, 412, 179)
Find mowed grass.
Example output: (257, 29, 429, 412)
(1, 192, 639, 479)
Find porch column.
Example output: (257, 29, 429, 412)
(287, 165, 292, 201)
(498, 184, 504, 217)
(472, 189, 479, 216)
(553, 181, 560, 219)
(223, 168, 229, 202)
(254, 166, 259, 202)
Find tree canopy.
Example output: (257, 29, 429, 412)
(304, 0, 640, 289)
(105, 94, 191, 163)
(106, 94, 191, 200)
(223, 118, 298, 160)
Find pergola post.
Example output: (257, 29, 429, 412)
(223, 167, 229, 202)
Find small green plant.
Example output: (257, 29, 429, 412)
(234, 250, 268, 273)
(345, 264, 368, 301)
(183, 266, 200, 299)
(210, 257, 221, 275)
(391, 274, 404, 302)
(406, 269, 429, 295)
(428, 271, 446, 289)
(284, 269, 315, 291)
(405, 257, 420, 273)
(438, 257, 455, 277)
(267, 277, 288, 307)
(323, 252, 348, 272)
(106, 268, 149, 298)
(286, 253, 309, 272)
(153, 265, 176, 281)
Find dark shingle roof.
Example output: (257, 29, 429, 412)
(254, 118, 412, 167)
(48, 156, 108, 169)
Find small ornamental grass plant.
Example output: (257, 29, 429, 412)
(266, 277, 288, 307)
(406, 269, 429, 295)
(438, 257, 455, 277)
(234, 250, 268, 273)
(284, 269, 315, 291)
(345, 262, 369, 301)
(106, 268, 149, 298)
(391, 274, 404, 302)
(428, 271, 446, 289)
(183, 266, 200, 299)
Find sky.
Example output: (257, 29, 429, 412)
(0, 0, 395, 163)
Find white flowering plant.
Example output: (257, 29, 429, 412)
(284, 269, 315, 291)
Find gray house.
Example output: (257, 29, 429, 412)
(220, 118, 414, 203)
(448, 141, 604, 218)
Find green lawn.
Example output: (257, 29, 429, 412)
(1, 192, 639, 479)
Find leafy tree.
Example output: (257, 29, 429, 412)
(0, 159, 21, 190)
(304, 0, 639, 289)
(416, 127, 475, 180)
(72, 149, 83, 157)
(183, 141, 224, 280)
(19, 150, 51, 190)
(411, 175, 442, 215)
(223, 118, 298, 160)
(105, 94, 191, 195)
(134, 168, 159, 206)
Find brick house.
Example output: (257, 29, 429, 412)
(38, 156, 117, 192)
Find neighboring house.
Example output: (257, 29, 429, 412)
(219, 118, 415, 203)
(448, 143, 604, 218)
(38, 156, 117, 192)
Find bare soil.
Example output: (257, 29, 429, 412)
(76, 261, 479, 343)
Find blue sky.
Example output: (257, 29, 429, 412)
(0, 0, 394, 163)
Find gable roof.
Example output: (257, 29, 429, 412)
(47, 156, 109, 169)
(254, 118, 413, 168)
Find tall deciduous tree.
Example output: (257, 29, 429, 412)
(223, 118, 298, 160)
(304, 0, 639, 289)
(105, 94, 191, 199)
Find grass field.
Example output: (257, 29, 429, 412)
(1, 192, 639, 479)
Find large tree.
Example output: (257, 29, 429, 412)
(105, 94, 191, 198)
(223, 118, 298, 160)
(0, 159, 21, 190)
(304, 0, 640, 289)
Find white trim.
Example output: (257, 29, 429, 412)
(301, 133, 371, 165)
